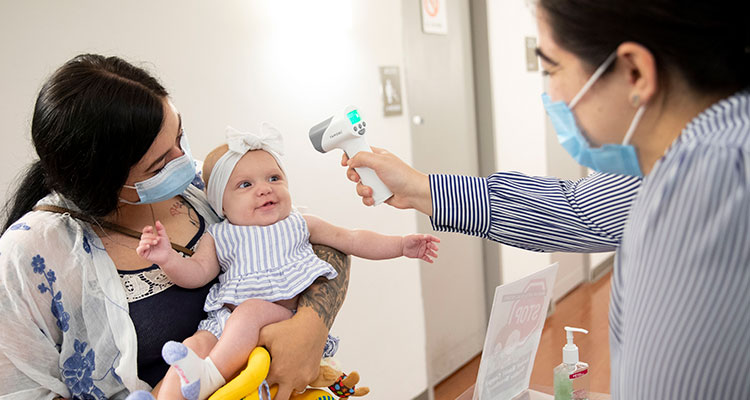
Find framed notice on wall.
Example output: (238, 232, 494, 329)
(379, 66, 403, 116)
(421, 0, 447, 35)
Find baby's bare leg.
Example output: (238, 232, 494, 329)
(273, 295, 298, 311)
(209, 299, 293, 379)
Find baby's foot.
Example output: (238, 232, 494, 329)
(125, 390, 155, 400)
(162, 341, 226, 400)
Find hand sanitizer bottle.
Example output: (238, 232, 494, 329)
(553, 327, 589, 400)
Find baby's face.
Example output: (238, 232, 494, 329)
(221, 150, 292, 226)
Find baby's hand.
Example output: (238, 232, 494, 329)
(136, 220, 173, 266)
(402, 234, 440, 263)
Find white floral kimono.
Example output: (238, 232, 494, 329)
(0, 184, 218, 399)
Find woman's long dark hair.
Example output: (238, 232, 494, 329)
(3, 54, 169, 230)
(538, 0, 750, 94)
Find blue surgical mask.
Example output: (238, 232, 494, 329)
(542, 52, 646, 177)
(121, 133, 196, 204)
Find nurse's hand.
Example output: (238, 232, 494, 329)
(258, 308, 327, 400)
(341, 147, 433, 216)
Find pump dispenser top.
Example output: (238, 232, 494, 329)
(562, 326, 588, 364)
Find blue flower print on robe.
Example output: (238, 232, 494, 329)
(9, 222, 31, 231)
(33, 254, 70, 331)
(82, 235, 91, 254)
(62, 340, 106, 400)
(32, 255, 108, 398)
(191, 170, 205, 190)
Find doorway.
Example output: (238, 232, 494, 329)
(402, 0, 489, 390)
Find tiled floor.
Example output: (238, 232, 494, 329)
(434, 271, 613, 399)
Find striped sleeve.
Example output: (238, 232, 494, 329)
(429, 172, 641, 253)
(429, 174, 490, 238)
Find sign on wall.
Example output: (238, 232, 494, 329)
(379, 66, 403, 116)
(421, 0, 448, 35)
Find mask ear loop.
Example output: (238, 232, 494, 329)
(569, 52, 619, 109)
(622, 105, 647, 145)
(119, 182, 158, 225)
(119, 184, 141, 205)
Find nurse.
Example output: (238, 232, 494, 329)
(345, 0, 750, 398)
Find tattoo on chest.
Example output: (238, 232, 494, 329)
(170, 199, 199, 228)
(299, 245, 351, 330)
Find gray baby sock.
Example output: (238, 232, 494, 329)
(162, 341, 226, 400)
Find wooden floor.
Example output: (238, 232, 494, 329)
(433, 271, 613, 399)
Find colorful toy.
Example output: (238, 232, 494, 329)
(207, 347, 369, 400)
(125, 347, 357, 400)
(209, 347, 270, 400)
(310, 358, 369, 398)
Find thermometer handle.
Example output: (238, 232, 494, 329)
(341, 140, 393, 205)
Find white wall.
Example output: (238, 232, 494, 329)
(486, 1, 554, 284)
(0, 1, 427, 398)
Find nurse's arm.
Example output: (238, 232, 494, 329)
(430, 171, 641, 252)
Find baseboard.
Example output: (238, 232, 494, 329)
(413, 387, 433, 400)
(588, 254, 615, 282)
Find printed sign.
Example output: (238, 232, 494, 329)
(473, 263, 559, 400)
(379, 66, 403, 116)
(421, 0, 447, 35)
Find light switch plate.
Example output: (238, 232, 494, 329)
(525, 36, 539, 72)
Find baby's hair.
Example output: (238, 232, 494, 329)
(202, 144, 229, 187)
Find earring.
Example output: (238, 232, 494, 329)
(631, 94, 640, 107)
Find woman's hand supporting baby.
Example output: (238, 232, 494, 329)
(258, 307, 329, 399)
(260, 245, 352, 400)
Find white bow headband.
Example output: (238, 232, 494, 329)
(206, 123, 285, 218)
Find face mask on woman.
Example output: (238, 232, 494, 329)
(121, 133, 196, 205)
(542, 52, 647, 177)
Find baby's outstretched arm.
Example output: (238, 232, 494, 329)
(402, 234, 440, 263)
(304, 215, 440, 262)
(136, 220, 220, 288)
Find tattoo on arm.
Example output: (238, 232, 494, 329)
(300, 245, 351, 329)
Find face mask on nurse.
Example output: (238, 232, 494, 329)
(542, 51, 647, 177)
(120, 133, 196, 205)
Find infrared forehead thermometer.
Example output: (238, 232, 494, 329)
(309, 106, 393, 205)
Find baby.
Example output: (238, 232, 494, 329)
(136, 124, 440, 400)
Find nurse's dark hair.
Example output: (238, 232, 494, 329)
(538, 0, 750, 94)
(3, 54, 168, 231)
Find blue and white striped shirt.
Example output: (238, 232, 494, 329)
(430, 171, 641, 253)
(430, 90, 750, 399)
(205, 210, 338, 310)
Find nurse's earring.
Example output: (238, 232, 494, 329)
(631, 94, 641, 108)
